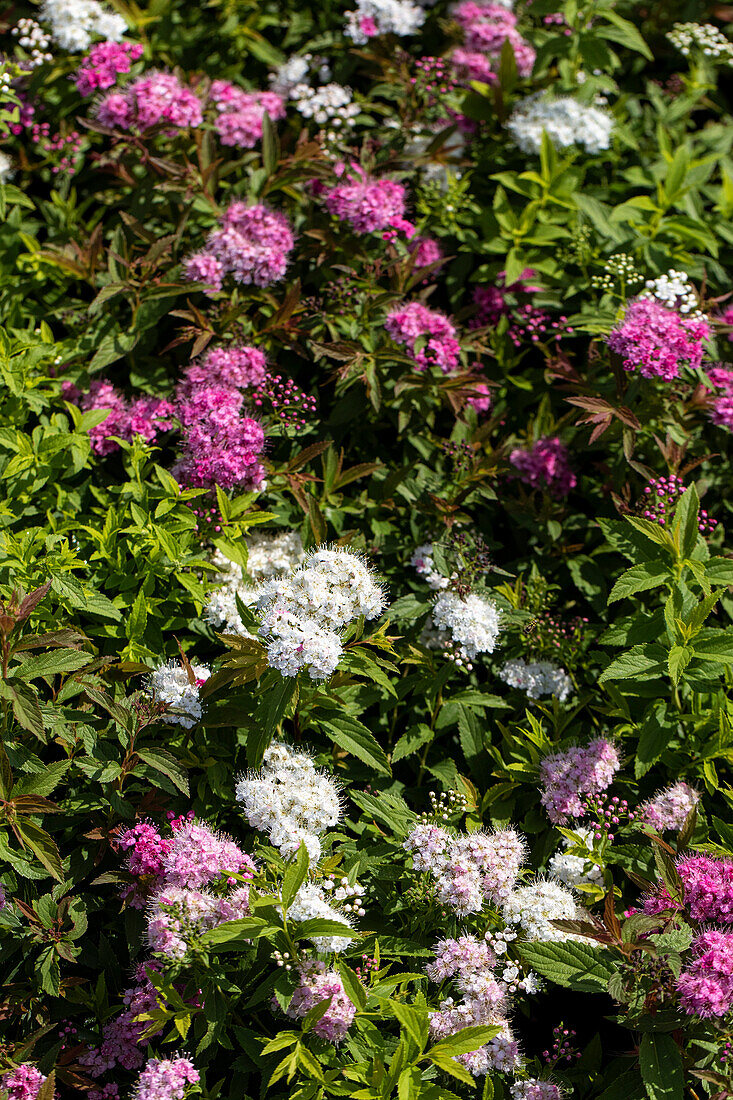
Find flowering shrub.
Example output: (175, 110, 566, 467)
(2, 0, 733, 1097)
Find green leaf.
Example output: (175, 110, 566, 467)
(517, 941, 617, 992)
(705, 557, 733, 585)
(667, 645, 692, 685)
(126, 588, 148, 643)
(319, 715, 391, 775)
(639, 1033, 683, 1100)
(292, 918, 356, 941)
(281, 843, 310, 910)
(12, 760, 70, 798)
(14, 819, 63, 880)
(599, 645, 667, 684)
(691, 631, 733, 666)
(427, 1052, 475, 1086)
(391, 1000, 429, 1049)
(671, 484, 700, 561)
(261, 110, 280, 176)
(13, 649, 91, 680)
(199, 917, 272, 947)
(599, 10, 653, 59)
(391, 723, 433, 763)
(349, 789, 416, 836)
(3, 680, 44, 738)
(337, 960, 367, 1010)
(430, 1025, 501, 1058)
(635, 708, 670, 779)
(137, 748, 189, 795)
(608, 562, 670, 603)
(652, 844, 683, 903)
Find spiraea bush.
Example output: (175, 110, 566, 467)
(2, 0, 733, 1098)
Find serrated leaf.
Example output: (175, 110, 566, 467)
(137, 748, 189, 795)
(281, 843, 309, 910)
(391, 1000, 429, 1049)
(639, 1032, 683, 1100)
(608, 562, 670, 603)
(319, 715, 391, 775)
(517, 941, 617, 992)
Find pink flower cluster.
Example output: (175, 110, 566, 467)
(641, 782, 700, 832)
(285, 962, 357, 1042)
(0, 1066, 48, 1100)
(409, 235, 444, 272)
(62, 380, 175, 456)
(178, 345, 267, 398)
(144, 819, 256, 958)
(81, 971, 160, 1076)
(132, 1056, 199, 1100)
(677, 930, 733, 1018)
(209, 80, 285, 148)
(404, 824, 526, 913)
(324, 167, 413, 236)
(74, 41, 144, 96)
(117, 821, 173, 908)
(539, 738, 621, 824)
(473, 270, 542, 328)
(185, 201, 294, 292)
(509, 436, 577, 497)
(707, 364, 733, 432)
(425, 934, 519, 1077)
(385, 301, 461, 373)
(31, 122, 84, 175)
(451, 1, 535, 83)
(607, 298, 710, 381)
(472, 275, 569, 347)
(96, 70, 203, 131)
(160, 818, 256, 888)
(176, 384, 265, 491)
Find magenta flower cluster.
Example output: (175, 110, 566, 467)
(607, 298, 710, 381)
(209, 80, 285, 148)
(0, 1065, 48, 1100)
(707, 363, 733, 432)
(96, 70, 203, 131)
(177, 344, 267, 397)
(132, 1056, 199, 1100)
(285, 962, 357, 1041)
(74, 41, 144, 96)
(539, 738, 621, 824)
(509, 436, 577, 497)
(62, 380, 175, 456)
(185, 201, 295, 292)
(452, 0, 535, 83)
(677, 930, 733, 1018)
(385, 300, 461, 373)
(324, 166, 413, 236)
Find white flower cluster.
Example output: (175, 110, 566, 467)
(40, 0, 127, 51)
(345, 0, 426, 45)
(0, 152, 13, 184)
(548, 828, 603, 888)
(205, 532, 304, 635)
(256, 546, 387, 680)
(287, 882, 354, 952)
(291, 83, 360, 130)
(499, 659, 573, 702)
(641, 269, 701, 316)
(502, 878, 586, 942)
(323, 873, 366, 916)
(269, 53, 332, 96)
(235, 740, 342, 862)
(432, 591, 502, 663)
(668, 22, 733, 64)
(410, 543, 449, 589)
(148, 661, 211, 729)
(12, 18, 53, 67)
(507, 93, 613, 155)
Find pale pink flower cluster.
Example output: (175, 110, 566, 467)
(284, 961, 357, 1042)
(509, 436, 576, 497)
(607, 297, 710, 381)
(451, 1, 535, 84)
(426, 935, 519, 1078)
(74, 41, 143, 96)
(209, 80, 286, 148)
(0, 1065, 48, 1100)
(324, 167, 413, 236)
(145, 819, 256, 958)
(184, 201, 295, 292)
(677, 930, 733, 1018)
(132, 1056, 199, 1100)
(62, 379, 175, 455)
(404, 823, 526, 913)
(96, 70, 203, 130)
(385, 301, 461, 373)
(539, 739, 621, 824)
(641, 782, 700, 832)
(511, 1081, 563, 1100)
